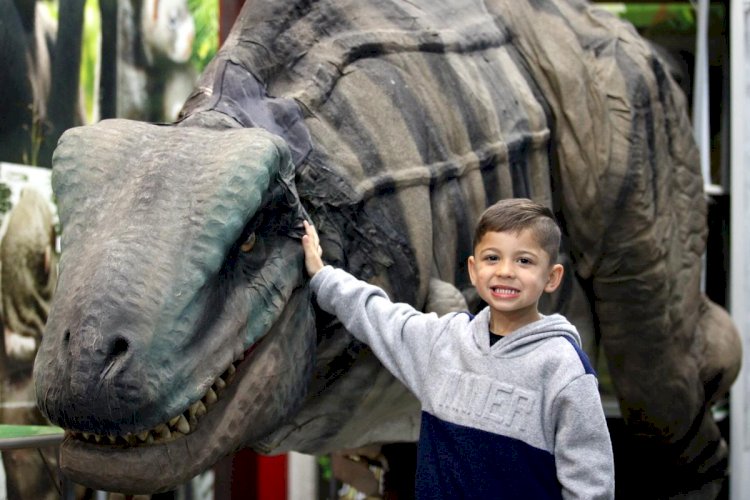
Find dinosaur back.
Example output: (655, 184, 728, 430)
(186, 0, 557, 306)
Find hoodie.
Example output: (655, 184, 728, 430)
(311, 266, 614, 499)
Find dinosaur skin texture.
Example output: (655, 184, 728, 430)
(33, 0, 741, 497)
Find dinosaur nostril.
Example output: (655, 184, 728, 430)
(100, 337, 131, 380)
(110, 337, 129, 358)
(63, 329, 70, 344)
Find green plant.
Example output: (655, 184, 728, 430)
(188, 0, 219, 73)
(80, 0, 101, 123)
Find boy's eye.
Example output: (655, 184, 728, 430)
(484, 255, 499, 262)
(517, 257, 533, 265)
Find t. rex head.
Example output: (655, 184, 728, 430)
(33, 119, 316, 493)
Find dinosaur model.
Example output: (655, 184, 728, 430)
(33, 0, 741, 497)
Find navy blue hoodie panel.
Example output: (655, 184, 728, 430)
(562, 336, 596, 376)
(416, 412, 562, 499)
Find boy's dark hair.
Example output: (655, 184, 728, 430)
(473, 198, 561, 263)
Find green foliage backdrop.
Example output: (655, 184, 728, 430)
(188, 0, 219, 73)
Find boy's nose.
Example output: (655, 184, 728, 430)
(496, 261, 514, 277)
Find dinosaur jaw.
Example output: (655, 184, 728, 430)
(56, 287, 316, 495)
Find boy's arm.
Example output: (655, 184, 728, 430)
(310, 265, 442, 397)
(554, 376, 615, 500)
(302, 221, 443, 395)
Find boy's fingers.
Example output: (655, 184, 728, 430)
(302, 220, 324, 270)
(302, 232, 322, 257)
(304, 220, 320, 248)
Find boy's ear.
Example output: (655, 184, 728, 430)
(467, 255, 477, 286)
(544, 263, 564, 293)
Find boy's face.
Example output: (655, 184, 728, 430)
(468, 228, 563, 330)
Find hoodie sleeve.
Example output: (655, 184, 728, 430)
(310, 265, 450, 398)
(553, 374, 615, 499)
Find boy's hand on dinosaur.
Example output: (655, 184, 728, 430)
(302, 220, 325, 277)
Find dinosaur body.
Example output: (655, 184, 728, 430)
(33, 0, 740, 497)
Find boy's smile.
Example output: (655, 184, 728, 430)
(467, 228, 563, 335)
(491, 286, 521, 299)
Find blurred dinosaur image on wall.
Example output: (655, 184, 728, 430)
(0, 186, 59, 499)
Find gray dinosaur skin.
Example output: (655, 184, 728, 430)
(33, 0, 741, 497)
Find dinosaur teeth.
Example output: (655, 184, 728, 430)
(189, 400, 206, 418)
(214, 377, 226, 391)
(154, 424, 171, 440)
(175, 415, 190, 434)
(187, 414, 198, 429)
(221, 364, 236, 384)
(204, 388, 218, 405)
(71, 358, 240, 447)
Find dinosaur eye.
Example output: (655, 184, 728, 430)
(240, 233, 257, 252)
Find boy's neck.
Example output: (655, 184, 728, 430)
(489, 309, 542, 336)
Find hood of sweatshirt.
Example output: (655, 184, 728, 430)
(469, 308, 582, 356)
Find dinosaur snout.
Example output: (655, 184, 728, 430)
(35, 297, 154, 432)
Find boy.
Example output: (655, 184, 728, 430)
(302, 198, 614, 499)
